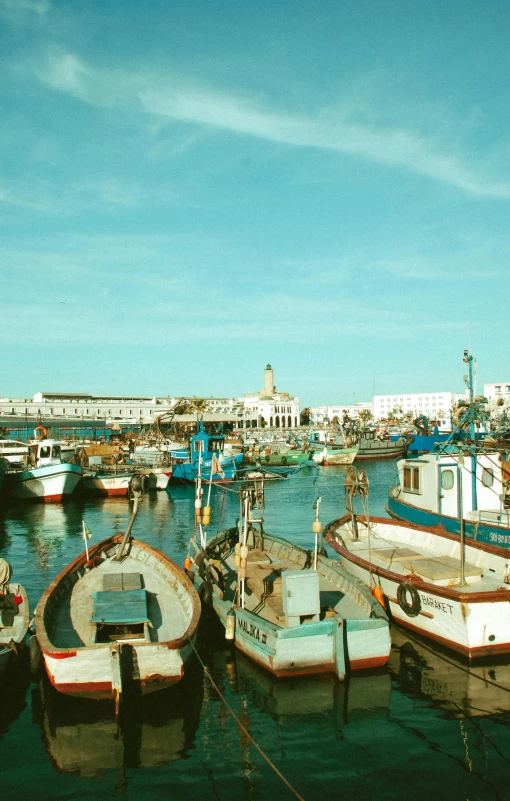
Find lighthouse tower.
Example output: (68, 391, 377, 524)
(263, 364, 275, 396)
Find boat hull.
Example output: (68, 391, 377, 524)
(4, 463, 82, 502)
(211, 599, 389, 677)
(355, 442, 407, 460)
(323, 448, 358, 466)
(81, 473, 132, 496)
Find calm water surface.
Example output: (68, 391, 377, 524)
(2, 461, 510, 800)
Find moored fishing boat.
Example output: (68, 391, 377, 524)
(4, 439, 82, 502)
(0, 438, 29, 465)
(325, 470, 510, 660)
(0, 559, 30, 676)
(189, 485, 391, 679)
(81, 469, 134, 496)
(171, 420, 243, 483)
(33, 486, 201, 701)
(387, 351, 510, 552)
(354, 429, 408, 460)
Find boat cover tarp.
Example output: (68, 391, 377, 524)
(91, 589, 149, 624)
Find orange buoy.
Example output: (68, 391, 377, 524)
(372, 584, 385, 608)
(184, 556, 191, 571)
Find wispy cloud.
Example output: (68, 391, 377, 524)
(33, 48, 510, 199)
(0, 0, 50, 21)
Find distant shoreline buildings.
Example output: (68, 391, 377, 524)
(1, 368, 508, 434)
(0, 364, 301, 431)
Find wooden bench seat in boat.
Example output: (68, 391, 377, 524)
(401, 555, 483, 583)
(372, 547, 426, 564)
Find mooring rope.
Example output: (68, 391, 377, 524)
(187, 638, 306, 801)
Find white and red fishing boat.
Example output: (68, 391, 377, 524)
(325, 472, 510, 660)
(4, 439, 82, 502)
(81, 470, 133, 496)
(34, 489, 201, 701)
(190, 485, 391, 679)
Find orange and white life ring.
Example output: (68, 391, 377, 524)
(34, 425, 47, 440)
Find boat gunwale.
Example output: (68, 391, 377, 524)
(36, 534, 201, 658)
(324, 515, 510, 604)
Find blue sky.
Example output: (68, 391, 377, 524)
(1, 0, 509, 406)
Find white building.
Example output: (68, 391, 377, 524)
(373, 391, 461, 421)
(309, 403, 373, 425)
(242, 364, 300, 429)
(484, 382, 510, 412)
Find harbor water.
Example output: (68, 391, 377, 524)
(2, 460, 510, 800)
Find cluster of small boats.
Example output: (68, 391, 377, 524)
(2, 350, 510, 729)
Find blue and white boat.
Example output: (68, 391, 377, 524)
(387, 351, 510, 551)
(4, 439, 82, 502)
(171, 421, 244, 483)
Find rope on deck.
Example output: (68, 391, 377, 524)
(188, 637, 306, 801)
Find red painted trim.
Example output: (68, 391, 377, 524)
(83, 487, 129, 496)
(43, 494, 64, 502)
(44, 649, 77, 659)
(350, 655, 389, 671)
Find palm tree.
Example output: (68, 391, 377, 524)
(300, 407, 311, 426)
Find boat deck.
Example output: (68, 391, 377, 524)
(335, 521, 510, 595)
(48, 551, 191, 649)
(219, 547, 366, 627)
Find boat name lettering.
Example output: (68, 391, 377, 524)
(420, 594, 453, 615)
(237, 617, 267, 643)
(489, 532, 510, 545)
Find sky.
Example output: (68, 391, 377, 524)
(1, 0, 509, 406)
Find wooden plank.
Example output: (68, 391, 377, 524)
(402, 556, 483, 581)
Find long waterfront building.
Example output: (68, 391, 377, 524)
(0, 364, 301, 432)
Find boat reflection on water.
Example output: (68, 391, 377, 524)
(388, 625, 510, 718)
(0, 656, 31, 738)
(33, 660, 203, 780)
(216, 647, 391, 735)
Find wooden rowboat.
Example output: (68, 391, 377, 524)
(34, 495, 201, 701)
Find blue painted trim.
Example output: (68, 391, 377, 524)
(387, 492, 510, 549)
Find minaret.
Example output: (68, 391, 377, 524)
(264, 364, 274, 396)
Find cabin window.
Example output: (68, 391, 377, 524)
(403, 466, 420, 493)
(441, 470, 454, 490)
(195, 440, 204, 453)
(482, 468, 494, 487)
(40, 446, 51, 458)
(52, 445, 61, 458)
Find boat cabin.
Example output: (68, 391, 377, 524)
(28, 439, 64, 468)
(190, 420, 225, 464)
(397, 449, 506, 519)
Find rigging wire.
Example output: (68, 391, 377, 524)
(187, 638, 306, 801)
